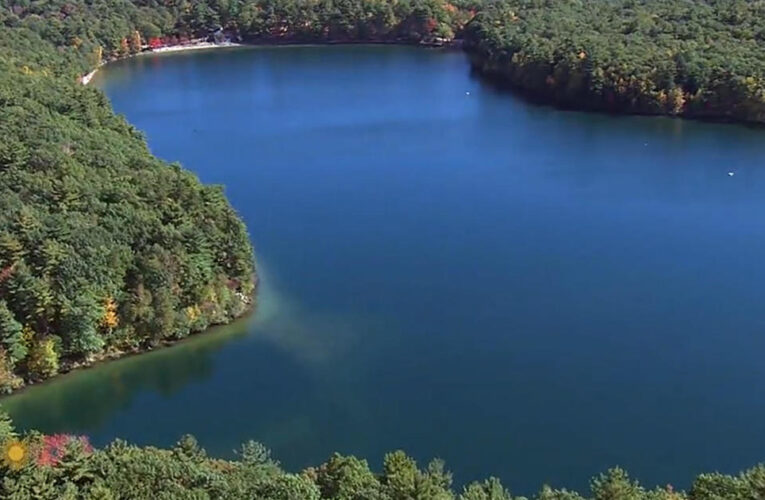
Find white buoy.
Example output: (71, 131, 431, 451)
(465, 91, 470, 96)
(728, 172, 735, 176)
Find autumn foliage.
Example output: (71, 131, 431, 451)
(37, 434, 92, 467)
(101, 298, 119, 331)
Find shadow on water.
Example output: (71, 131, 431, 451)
(0, 260, 380, 460)
(468, 65, 765, 130)
(0, 314, 253, 434)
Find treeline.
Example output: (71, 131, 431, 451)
(0, 2, 255, 392)
(2, 0, 479, 68)
(0, 414, 761, 499)
(463, 0, 765, 124)
(6, 0, 765, 118)
(174, 0, 479, 44)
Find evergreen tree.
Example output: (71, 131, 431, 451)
(0, 299, 26, 365)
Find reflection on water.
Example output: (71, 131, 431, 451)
(1, 260, 377, 459)
(1, 307, 252, 435)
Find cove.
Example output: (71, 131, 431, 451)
(4, 45, 765, 494)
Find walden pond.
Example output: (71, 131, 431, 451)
(4, 46, 765, 494)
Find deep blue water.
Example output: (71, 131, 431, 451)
(5, 45, 765, 494)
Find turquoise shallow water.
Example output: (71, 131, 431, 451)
(5, 45, 765, 494)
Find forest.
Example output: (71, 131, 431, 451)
(3, 0, 764, 123)
(463, 0, 765, 123)
(0, 0, 257, 393)
(0, 412, 761, 499)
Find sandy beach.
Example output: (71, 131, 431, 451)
(80, 41, 241, 85)
(81, 68, 99, 85)
(148, 41, 241, 54)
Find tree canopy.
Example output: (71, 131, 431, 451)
(464, 0, 765, 123)
(0, 0, 256, 392)
(0, 414, 762, 499)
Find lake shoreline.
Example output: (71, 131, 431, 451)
(81, 38, 763, 128)
(0, 301, 258, 400)
(80, 38, 459, 85)
(464, 50, 765, 128)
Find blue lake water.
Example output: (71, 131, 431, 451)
(4, 45, 765, 494)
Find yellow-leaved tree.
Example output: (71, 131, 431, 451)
(101, 297, 119, 331)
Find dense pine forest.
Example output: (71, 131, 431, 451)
(0, 412, 763, 499)
(464, 0, 765, 123)
(0, 0, 261, 393)
(2, 0, 762, 123)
